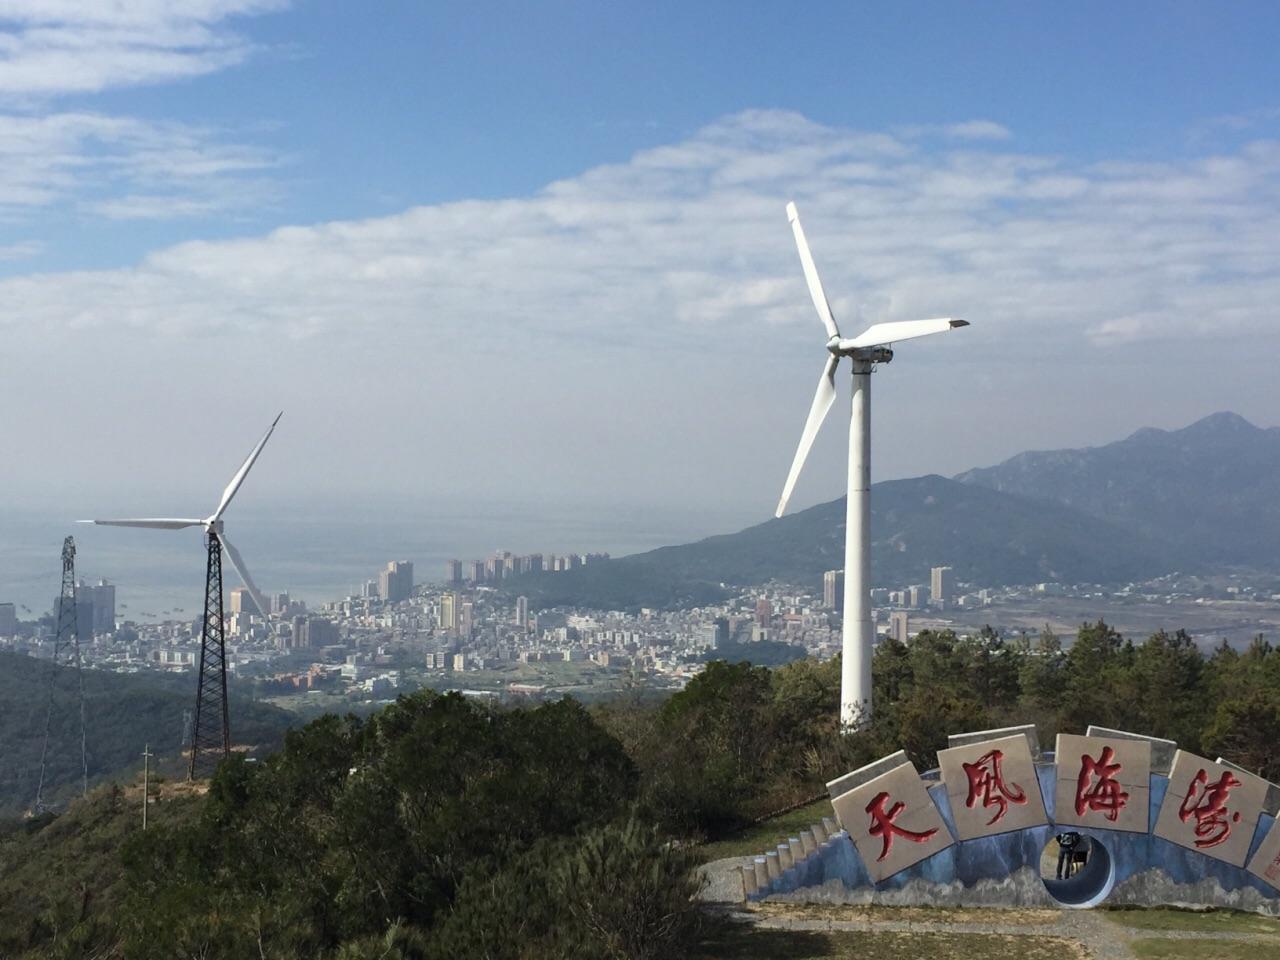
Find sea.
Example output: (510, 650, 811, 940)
(0, 499, 761, 621)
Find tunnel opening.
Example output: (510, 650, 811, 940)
(1039, 831, 1115, 908)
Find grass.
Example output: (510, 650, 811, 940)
(700, 798, 832, 861)
(1129, 939, 1280, 959)
(700, 925, 1084, 959)
(1105, 907, 1280, 937)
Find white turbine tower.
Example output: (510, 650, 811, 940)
(82, 412, 282, 775)
(775, 203, 967, 729)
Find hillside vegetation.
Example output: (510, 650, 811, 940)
(1, 622, 1278, 958)
(0, 652, 294, 815)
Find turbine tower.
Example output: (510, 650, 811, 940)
(84, 412, 282, 777)
(774, 203, 967, 729)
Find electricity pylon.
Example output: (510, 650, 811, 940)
(34, 537, 88, 812)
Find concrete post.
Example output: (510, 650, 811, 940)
(799, 828, 817, 856)
(777, 842, 794, 871)
(765, 850, 782, 881)
(753, 856, 770, 891)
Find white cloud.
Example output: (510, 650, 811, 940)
(3, 110, 1276, 355)
(0, 110, 282, 219)
(944, 120, 1012, 141)
(0, 0, 287, 97)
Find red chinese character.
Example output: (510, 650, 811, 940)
(1074, 746, 1129, 821)
(865, 791, 939, 862)
(962, 749, 1028, 826)
(1177, 768, 1242, 848)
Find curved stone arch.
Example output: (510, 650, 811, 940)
(756, 730, 1280, 915)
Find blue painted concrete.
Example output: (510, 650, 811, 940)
(752, 763, 1280, 909)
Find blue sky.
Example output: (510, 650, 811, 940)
(2, 1, 1278, 522)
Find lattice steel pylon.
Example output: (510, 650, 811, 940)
(34, 536, 88, 813)
(189, 527, 230, 779)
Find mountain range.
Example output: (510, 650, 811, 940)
(510, 412, 1280, 609)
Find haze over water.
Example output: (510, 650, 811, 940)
(0, 500, 760, 620)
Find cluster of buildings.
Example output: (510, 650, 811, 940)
(4, 556, 1278, 706)
(445, 550, 609, 585)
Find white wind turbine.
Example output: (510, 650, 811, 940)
(82, 412, 282, 774)
(774, 203, 967, 729)
(84, 412, 282, 622)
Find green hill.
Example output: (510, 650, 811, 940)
(0, 652, 294, 814)
(957, 411, 1280, 568)
(507, 474, 1182, 610)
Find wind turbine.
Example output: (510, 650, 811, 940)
(83, 412, 282, 775)
(774, 203, 967, 729)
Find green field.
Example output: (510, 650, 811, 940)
(702, 926, 1082, 960)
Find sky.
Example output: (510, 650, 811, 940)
(2, 0, 1279, 532)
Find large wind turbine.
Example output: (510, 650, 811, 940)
(83, 412, 282, 775)
(775, 203, 967, 729)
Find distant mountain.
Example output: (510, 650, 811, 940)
(956, 411, 1280, 569)
(0, 653, 293, 814)
(510, 474, 1184, 610)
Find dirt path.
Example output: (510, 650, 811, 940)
(722, 904, 1279, 959)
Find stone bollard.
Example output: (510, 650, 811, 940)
(822, 816, 840, 837)
(799, 828, 817, 856)
(777, 842, 794, 871)
(811, 820, 828, 844)
(740, 864, 757, 898)
(753, 856, 770, 891)
(765, 850, 782, 881)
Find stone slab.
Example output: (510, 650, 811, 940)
(831, 759, 953, 884)
(826, 750, 908, 800)
(948, 723, 1042, 761)
(1154, 750, 1268, 867)
(1218, 757, 1280, 817)
(1087, 725, 1176, 776)
(1055, 732, 1151, 833)
(938, 733, 1049, 840)
(1247, 819, 1280, 891)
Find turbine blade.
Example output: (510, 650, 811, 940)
(787, 202, 841, 341)
(83, 518, 204, 529)
(842, 317, 968, 350)
(776, 354, 840, 518)
(212, 411, 282, 521)
(217, 530, 271, 625)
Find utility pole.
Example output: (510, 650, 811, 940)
(141, 743, 153, 829)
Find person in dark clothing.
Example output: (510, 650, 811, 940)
(1056, 831, 1082, 879)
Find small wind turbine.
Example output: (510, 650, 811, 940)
(83, 412, 282, 774)
(774, 203, 967, 729)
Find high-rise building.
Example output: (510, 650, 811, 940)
(822, 570, 844, 610)
(469, 560, 485, 583)
(485, 556, 501, 581)
(502, 553, 516, 577)
(460, 601, 474, 639)
(907, 585, 929, 609)
(379, 561, 414, 604)
(0, 602, 15, 636)
(228, 586, 260, 616)
(930, 566, 955, 607)
(439, 592, 457, 632)
(754, 598, 773, 626)
(889, 611, 910, 643)
(447, 560, 463, 585)
(271, 592, 291, 615)
(73, 579, 116, 633)
(515, 595, 529, 629)
(528, 553, 543, 574)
